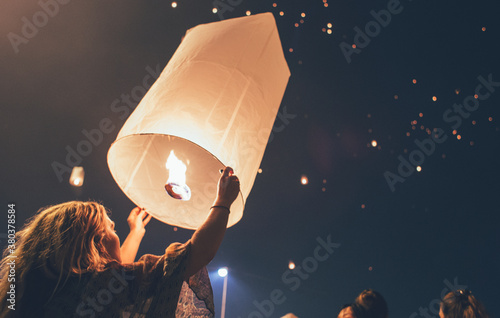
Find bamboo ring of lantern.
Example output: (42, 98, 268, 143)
(107, 13, 290, 230)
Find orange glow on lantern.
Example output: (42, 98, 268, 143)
(165, 150, 191, 201)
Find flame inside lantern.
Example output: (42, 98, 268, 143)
(165, 150, 191, 200)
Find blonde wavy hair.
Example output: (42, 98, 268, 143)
(0, 201, 118, 316)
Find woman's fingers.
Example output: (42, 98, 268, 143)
(143, 213, 153, 226)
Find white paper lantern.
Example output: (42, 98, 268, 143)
(108, 13, 290, 229)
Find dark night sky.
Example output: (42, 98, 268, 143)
(1, 0, 499, 317)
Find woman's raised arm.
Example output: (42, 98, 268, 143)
(183, 166, 240, 279)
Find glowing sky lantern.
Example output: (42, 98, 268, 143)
(107, 13, 290, 229)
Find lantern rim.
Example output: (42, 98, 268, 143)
(107, 133, 245, 229)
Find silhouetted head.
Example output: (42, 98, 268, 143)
(440, 290, 489, 318)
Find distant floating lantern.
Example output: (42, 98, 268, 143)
(69, 166, 85, 187)
(301, 175, 308, 185)
(288, 261, 296, 270)
(108, 13, 290, 229)
(371, 140, 377, 147)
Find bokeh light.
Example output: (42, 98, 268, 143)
(301, 175, 308, 185)
(218, 267, 228, 277)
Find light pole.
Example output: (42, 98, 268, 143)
(218, 267, 228, 318)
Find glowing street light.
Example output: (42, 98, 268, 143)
(218, 267, 229, 318)
(218, 267, 228, 278)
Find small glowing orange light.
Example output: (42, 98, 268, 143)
(324, 3, 328, 7)
(371, 140, 377, 147)
(171, 2, 177, 8)
(412, 126, 416, 130)
(416, 166, 422, 172)
(246, 10, 251, 16)
(295, 23, 299, 27)
(300, 19, 304, 24)
(420, 125, 425, 130)
(452, 130, 457, 135)
(352, 44, 357, 49)
(301, 13, 306, 17)
(165, 150, 191, 201)
(322, 187, 326, 192)
(368, 266, 373, 271)
(327, 23, 332, 28)
(432, 96, 437, 101)
(394, 95, 398, 100)
(323, 179, 327, 184)
(173, 227, 178, 231)
(327, 29, 332, 34)
(419, 113, 423, 118)
(289, 261, 296, 270)
(69, 166, 85, 187)
(289, 48, 293, 52)
(457, 135, 462, 140)
(489, 117, 493, 122)
(279, 11, 284, 16)
(273, 3, 277, 7)
(472, 120, 476, 125)
(482, 27, 486, 31)
(212, 8, 218, 13)
(361, 204, 366, 209)
(301, 175, 308, 185)
(406, 132, 410, 137)
(455, 89, 460, 95)
(258, 168, 263, 174)
(412, 79, 417, 84)
(474, 94, 479, 99)
(322, 28, 326, 32)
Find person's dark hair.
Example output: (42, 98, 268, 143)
(354, 289, 388, 318)
(441, 290, 489, 318)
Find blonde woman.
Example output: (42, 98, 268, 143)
(0, 167, 240, 318)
